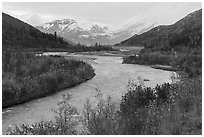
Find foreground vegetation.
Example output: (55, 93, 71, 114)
(2, 50, 95, 108)
(6, 71, 201, 135)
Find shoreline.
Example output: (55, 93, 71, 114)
(2, 73, 95, 109)
(151, 65, 177, 72)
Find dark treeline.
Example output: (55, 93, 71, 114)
(2, 50, 95, 108)
(41, 43, 116, 53)
(2, 13, 72, 50)
(72, 43, 115, 52)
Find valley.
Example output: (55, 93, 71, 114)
(2, 3, 202, 135)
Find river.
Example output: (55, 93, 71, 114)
(2, 54, 175, 134)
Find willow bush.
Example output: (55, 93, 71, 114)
(2, 51, 95, 108)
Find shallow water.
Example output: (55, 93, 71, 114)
(2, 55, 174, 134)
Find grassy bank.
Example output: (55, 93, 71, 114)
(123, 52, 174, 66)
(2, 50, 95, 108)
(123, 50, 201, 77)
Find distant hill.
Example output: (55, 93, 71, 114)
(116, 9, 202, 51)
(2, 13, 73, 51)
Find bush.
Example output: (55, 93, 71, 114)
(119, 77, 201, 135)
(82, 89, 119, 135)
(7, 94, 79, 135)
(119, 81, 171, 134)
(173, 53, 202, 78)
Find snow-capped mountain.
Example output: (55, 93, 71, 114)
(36, 19, 136, 45)
(4, 12, 158, 45)
(4, 12, 155, 45)
(4, 4, 201, 46)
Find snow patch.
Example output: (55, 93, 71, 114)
(80, 34, 90, 38)
(42, 23, 54, 29)
(59, 24, 69, 30)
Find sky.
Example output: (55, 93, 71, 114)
(2, 2, 202, 27)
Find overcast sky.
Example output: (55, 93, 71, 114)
(2, 2, 202, 26)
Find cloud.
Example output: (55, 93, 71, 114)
(2, 2, 201, 27)
(121, 3, 201, 27)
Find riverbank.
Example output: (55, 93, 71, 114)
(122, 51, 177, 72)
(2, 52, 95, 108)
(6, 59, 201, 135)
(151, 65, 177, 71)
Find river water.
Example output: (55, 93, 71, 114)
(2, 55, 175, 134)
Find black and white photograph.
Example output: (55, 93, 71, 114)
(1, 1, 202, 135)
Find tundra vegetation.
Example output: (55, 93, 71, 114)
(7, 70, 202, 134)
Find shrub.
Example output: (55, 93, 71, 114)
(82, 89, 119, 135)
(2, 51, 95, 108)
(7, 94, 79, 135)
(119, 77, 201, 135)
(123, 52, 174, 66)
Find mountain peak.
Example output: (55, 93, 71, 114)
(36, 18, 129, 45)
(51, 18, 77, 24)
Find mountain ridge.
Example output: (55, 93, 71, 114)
(36, 18, 130, 45)
(2, 12, 73, 50)
(116, 9, 202, 48)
